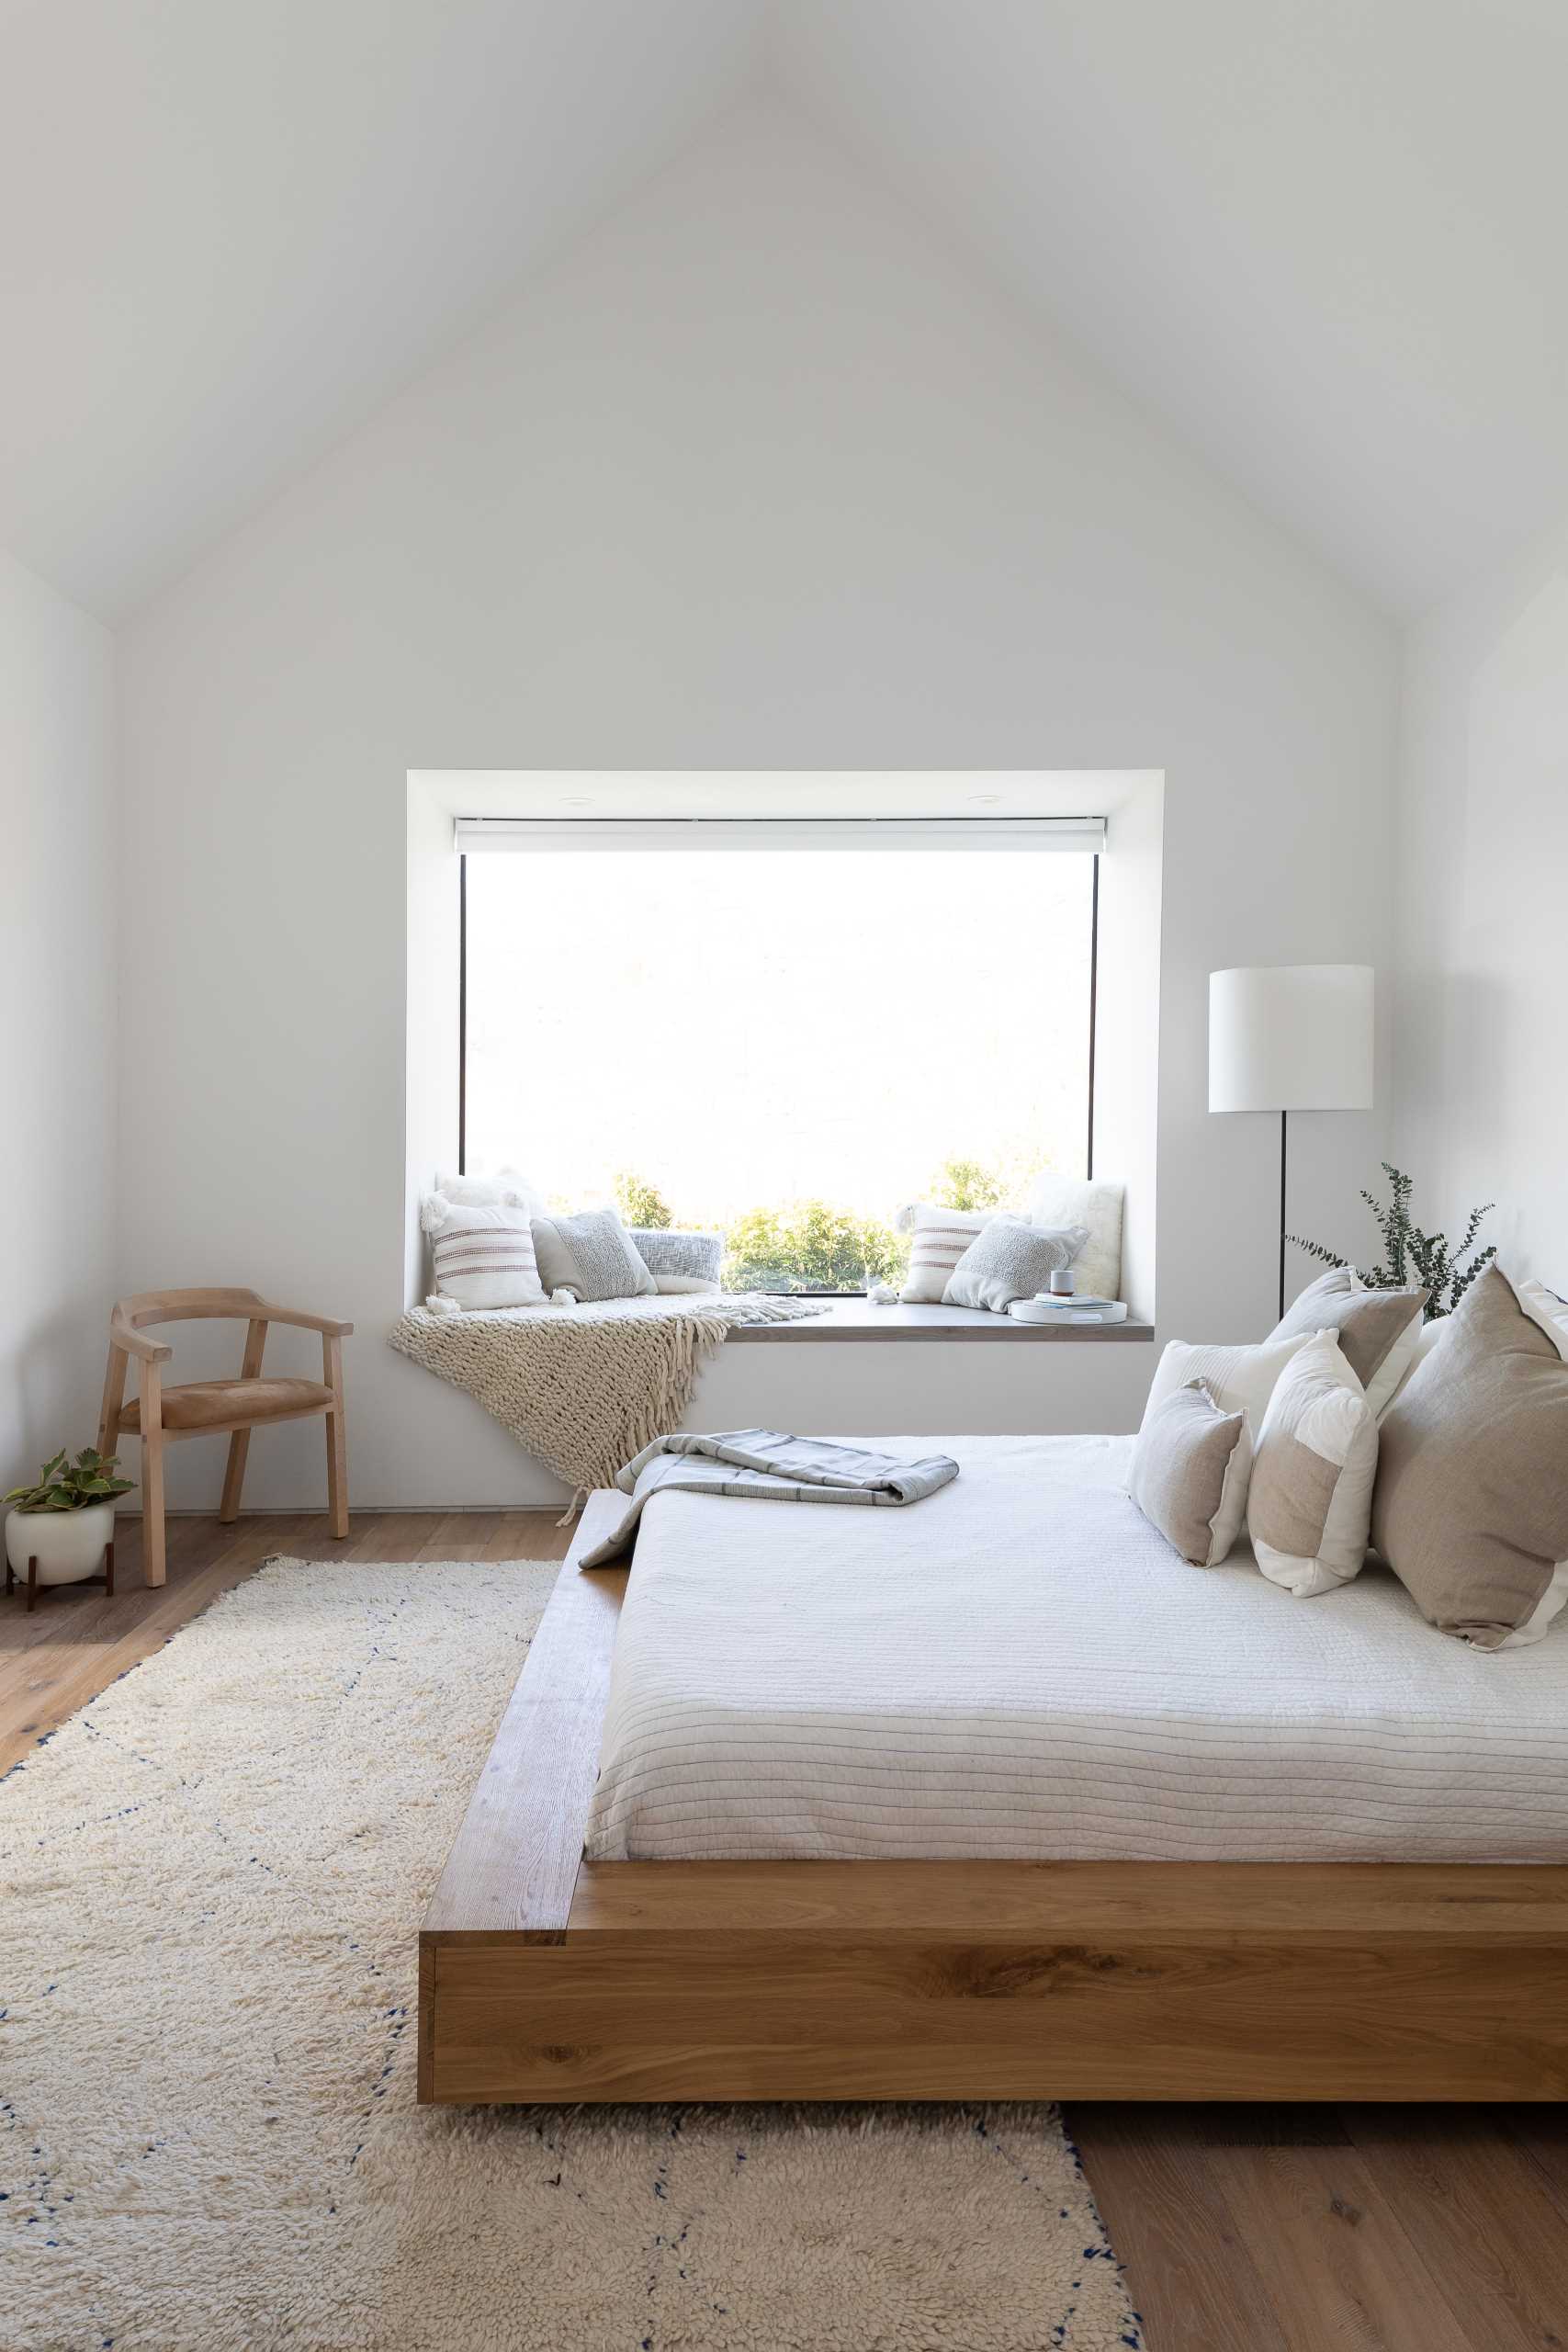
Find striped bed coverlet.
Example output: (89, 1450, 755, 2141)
(584, 1433, 1568, 1864)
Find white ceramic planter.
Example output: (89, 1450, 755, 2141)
(6, 1498, 115, 1586)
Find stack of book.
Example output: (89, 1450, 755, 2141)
(1008, 1294, 1129, 1326)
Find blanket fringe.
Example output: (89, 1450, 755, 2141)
(387, 1291, 829, 1495)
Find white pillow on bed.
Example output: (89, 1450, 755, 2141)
(1138, 1332, 1312, 1448)
(1247, 1329, 1380, 1597)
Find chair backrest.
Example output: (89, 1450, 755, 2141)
(111, 1287, 268, 1332)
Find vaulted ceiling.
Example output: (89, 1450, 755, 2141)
(4, 1, 1564, 620)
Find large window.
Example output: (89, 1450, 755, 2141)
(459, 822, 1100, 1293)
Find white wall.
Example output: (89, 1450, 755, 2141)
(1395, 517, 1568, 1290)
(1, 548, 117, 1487)
(117, 97, 1398, 1508)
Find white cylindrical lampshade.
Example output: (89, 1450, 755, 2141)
(1209, 964, 1374, 1114)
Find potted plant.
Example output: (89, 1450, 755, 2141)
(5, 1448, 134, 1590)
(1289, 1163, 1496, 1321)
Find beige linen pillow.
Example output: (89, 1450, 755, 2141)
(899, 1205, 997, 1304)
(421, 1194, 547, 1308)
(1247, 1329, 1379, 1597)
(1268, 1267, 1427, 1418)
(1130, 1381, 1252, 1566)
(1138, 1332, 1311, 1445)
(1371, 1266, 1568, 1649)
(530, 1207, 658, 1302)
(1026, 1173, 1124, 1302)
(943, 1216, 1090, 1315)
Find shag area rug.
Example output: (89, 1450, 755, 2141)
(1, 1556, 1141, 2352)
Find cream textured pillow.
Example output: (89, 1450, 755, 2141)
(1371, 1266, 1568, 1649)
(1247, 1330, 1379, 1597)
(531, 1207, 657, 1303)
(1138, 1332, 1311, 1445)
(1026, 1173, 1124, 1302)
(422, 1194, 547, 1308)
(943, 1216, 1090, 1315)
(1130, 1381, 1252, 1566)
(1268, 1267, 1427, 1419)
(899, 1205, 998, 1304)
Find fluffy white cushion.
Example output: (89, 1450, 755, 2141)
(1138, 1332, 1312, 1447)
(422, 1193, 547, 1308)
(1248, 1330, 1380, 1597)
(434, 1167, 547, 1215)
(1027, 1173, 1123, 1302)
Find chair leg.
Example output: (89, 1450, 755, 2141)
(323, 1334, 349, 1539)
(141, 1434, 166, 1587)
(98, 1343, 129, 1462)
(220, 1315, 267, 1522)
(220, 1430, 252, 1523)
(139, 1357, 166, 1589)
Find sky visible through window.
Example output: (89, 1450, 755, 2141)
(465, 847, 1093, 1287)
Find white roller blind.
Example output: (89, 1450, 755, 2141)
(454, 815, 1106, 853)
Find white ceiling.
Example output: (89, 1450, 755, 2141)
(0, 0, 768, 616)
(4, 1, 1565, 620)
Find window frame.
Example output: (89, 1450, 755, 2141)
(456, 831, 1101, 1293)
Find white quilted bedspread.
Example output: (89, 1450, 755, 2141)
(585, 1433, 1568, 1863)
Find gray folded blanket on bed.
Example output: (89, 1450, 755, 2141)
(575, 1428, 961, 1566)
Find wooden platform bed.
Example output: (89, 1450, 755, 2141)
(420, 1493, 1568, 2106)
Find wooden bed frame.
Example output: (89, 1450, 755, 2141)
(420, 1493, 1568, 2105)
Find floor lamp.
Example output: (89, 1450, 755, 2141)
(1209, 964, 1375, 1320)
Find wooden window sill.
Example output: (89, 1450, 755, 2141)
(726, 1302, 1155, 1343)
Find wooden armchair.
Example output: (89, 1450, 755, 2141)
(98, 1288, 353, 1588)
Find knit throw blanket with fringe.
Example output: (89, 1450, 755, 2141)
(388, 1291, 831, 1505)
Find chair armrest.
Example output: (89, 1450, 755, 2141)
(254, 1303, 355, 1338)
(108, 1316, 174, 1364)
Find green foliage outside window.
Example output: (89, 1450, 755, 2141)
(723, 1201, 909, 1295)
(613, 1171, 673, 1229)
(928, 1157, 1007, 1212)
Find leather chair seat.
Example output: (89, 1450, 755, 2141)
(119, 1377, 334, 1433)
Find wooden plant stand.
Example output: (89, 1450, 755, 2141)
(6, 1543, 114, 1614)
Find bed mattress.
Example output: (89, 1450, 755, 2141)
(584, 1433, 1568, 1863)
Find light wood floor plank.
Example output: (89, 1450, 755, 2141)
(1202, 2141, 1479, 2352)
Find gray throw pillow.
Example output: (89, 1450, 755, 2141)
(1130, 1380, 1251, 1566)
(942, 1216, 1089, 1314)
(629, 1228, 724, 1291)
(530, 1207, 657, 1302)
(1371, 1265, 1568, 1647)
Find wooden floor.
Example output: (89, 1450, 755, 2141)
(6, 1510, 1567, 2352)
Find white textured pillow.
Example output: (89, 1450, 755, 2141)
(422, 1193, 547, 1308)
(1138, 1332, 1312, 1446)
(1027, 1173, 1123, 1303)
(899, 1205, 998, 1304)
(434, 1167, 547, 1215)
(1248, 1330, 1380, 1598)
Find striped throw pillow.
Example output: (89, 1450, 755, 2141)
(422, 1193, 547, 1309)
(899, 1205, 998, 1304)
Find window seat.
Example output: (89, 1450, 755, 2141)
(725, 1301, 1154, 1342)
